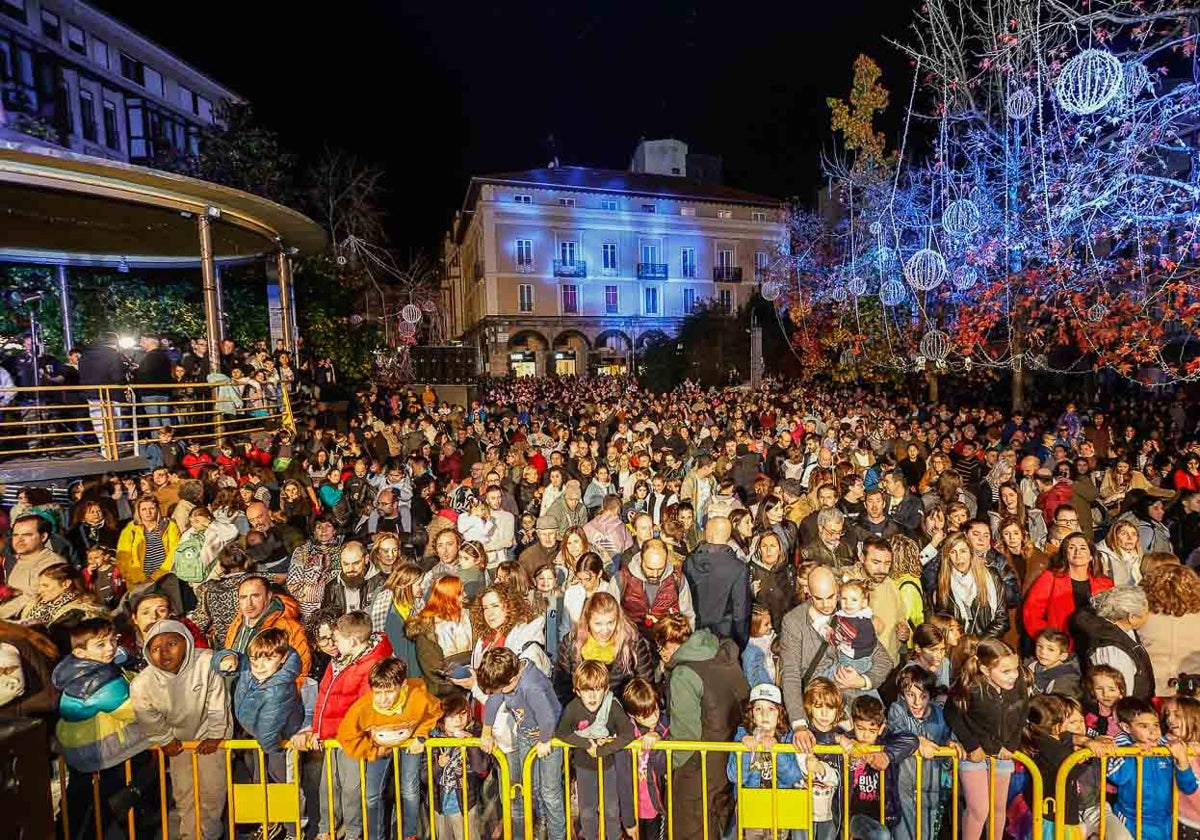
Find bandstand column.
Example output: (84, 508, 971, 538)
(276, 251, 296, 351)
(56, 264, 73, 351)
(197, 215, 222, 374)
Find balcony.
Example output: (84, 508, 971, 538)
(553, 260, 587, 278)
(515, 262, 536, 274)
(637, 263, 669, 280)
(714, 265, 743, 282)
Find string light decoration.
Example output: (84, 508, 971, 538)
(1088, 304, 1108, 322)
(848, 275, 870, 296)
(1007, 87, 1037, 120)
(942, 199, 981, 237)
(1122, 62, 1153, 100)
(401, 303, 422, 324)
(952, 265, 979, 291)
(831, 285, 849, 303)
(904, 248, 948, 291)
(919, 329, 951, 361)
(1055, 48, 1123, 115)
(761, 280, 782, 302)
(879, 278, 908, 306)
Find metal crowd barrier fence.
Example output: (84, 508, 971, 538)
(0, 381, 295, 461)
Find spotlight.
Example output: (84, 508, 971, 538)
(117, 335, 136, 350)
(116, 257, 130, 273)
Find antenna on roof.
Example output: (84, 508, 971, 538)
(545, 133, 558, 168)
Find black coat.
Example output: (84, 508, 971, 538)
(683, 542, 752, 650)
(926, 565, 1011, 638)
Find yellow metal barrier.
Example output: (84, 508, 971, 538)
(0, 380, 294, 460)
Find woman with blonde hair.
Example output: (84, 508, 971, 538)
(1096, 519, 1144, 586)
(1140, 563, 1200, 696)
(551, 590, 652, 704)
(887, 533, 926, 630)
(927, 533, 1010, 637)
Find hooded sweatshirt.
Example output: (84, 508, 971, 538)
(129, 619, 232, 744)
(664, 628, 750, 768)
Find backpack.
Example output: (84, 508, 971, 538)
(172, 529, 210, 584)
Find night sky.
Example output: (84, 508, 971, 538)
(94, 1, 918, 255)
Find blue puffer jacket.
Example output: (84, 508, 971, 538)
(726, 727, 804, 789)
(52, 655, 149, 772)
(214, 648, 304, 753)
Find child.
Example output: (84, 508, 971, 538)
(886, 665, 958, 840)
(841, 695, 918, 840)
(944, 637, 1029, 840)
(826, 581, 877, 682)
(53, 618, 152, 834)
(727, 683, 833, 840)
(532, 564, 566, 665)
(172, 505, 238, 588)
(621, 678, 670, 840)
(1082, 664, 1125, 737)
(214, 627, 304, 783)
(430, 692, 491, 840)
(555, 660, 635, 840)
(1163, 695, 1200, 840)
(82, 546, 125, 610)
(1107, 697, 1197, 840)
(742, 605, 778, 688)
(289, 610, 393, 840)
(1021, 693, 1108, 840)
(129, 619, 232, 840)
(1025, 628, 1082, 698)
(477, 646, 565, 840)
(337, 657, 441, 840)
(802, 678, 847, 839)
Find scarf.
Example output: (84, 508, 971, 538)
(949, 568, 978, 611)
(24, 591, 78, 625)
(434, 614, 474, 658)
(575, 691, 615, 740)
(581, 636, 616, 664)
(372, 683, 410, 716)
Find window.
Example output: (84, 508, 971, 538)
(602, 243, 618, 272)
(143, 66, 163, 97)
(197, 96, 213, 122)
(719, 289, 734, 312)
(645, 286, 659, 314)
(641, 243, 658, 264)
(102, 99, 119, 149)
(605, 285, 619, 314)
(513, 194, 532, 204)
(125, 100, 146, 158)
(717, 208, 733, 219)
(515, 239, 533, 268)
(518, 284, 534, 313)
(40, 8, 59, 39)
(78, 89, 96, 142)
(66, 24, 85, 54)
(755, 251, 769, 270)
(2, 0, 26, 24)
(179, 84, 198, 114)
(752, 210, 767, 222)
(680, 206, 695, 217)
(683, 287, 696, 314)
(559, 241, 577, 265)
(561, 285, 578, 314)
(600, 198, 619, 211)
(90, 36, 109, 68)
(119, 53, 145, 86)
(718, 248, 734, 268)
(641, 203, 656, 214)
(558, 198, 575, 207)
(681, 247, 696, 278)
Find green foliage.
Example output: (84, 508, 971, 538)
(294, 255, 381, 381)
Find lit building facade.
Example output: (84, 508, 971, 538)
(0, 0, 237, 163)
(442, 143, 786, 377)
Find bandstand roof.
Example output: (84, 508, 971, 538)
(0, 134, 326, 269)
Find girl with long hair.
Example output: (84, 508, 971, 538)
(406, 574, 475, 698)
(928, 534, 1009, 637)
(552, 590, 652, 705)
(1096, 519, 1144, 586)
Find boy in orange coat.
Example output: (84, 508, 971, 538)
(337, 657, 441, 840)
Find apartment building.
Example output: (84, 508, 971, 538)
(0, 0, 238, 162)
(442, 140, 787, 377)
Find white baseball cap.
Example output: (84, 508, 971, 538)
(749, 683, 782, 705)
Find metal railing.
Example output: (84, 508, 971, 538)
(0, 380, 295, 462)
(637, 262, 669, 280)
(553, 260, 588, 278)
(714, 266, 743, 282)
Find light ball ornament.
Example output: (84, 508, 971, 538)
(942, 199, 981, 237)
(831, 286, 849, 304)
(348, 314, 364, 326)
(760, 280, 782, 302)
(421, 299, 438, 312)
(847, 275, 869, 297)
(401, 304, 423, 324)
(868, 221, 882, 236)
(919, 329, 951, 361)
(1122, 62, 1152, 100)
(952, 265, 979, 291)
(1007, 87, 1037, 120)
(1055, 49, 1123, 115)
(396, 321, 417, 338)
(879, 279, 907, 306)
(1088, 303, 1108, 322)
(904, 248, 948, 291)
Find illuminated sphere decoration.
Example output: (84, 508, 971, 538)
(879, 278, 908, 306)
(831, 285, 849, 304)
(1122, 62, 1152, 100)
(761, 280, 782, 302)
(876, 246, 898, 270)
(1088, 303, 1108, 322)
(421, 299, 438, 312)
(919, 329, 951, 361)
(904, 248, 948, 291)
(847, 275, 870, 297)
(397, 321, 417, 338)
(868, 222, 883, 236)
(349, 314, 364, 326)
(401, 304, 423, 324)
(953, 265, 979, 290)
(1055, 49, 1123, 115)
(1007, 87, 1037, 120)
(942, 199, 981, 237)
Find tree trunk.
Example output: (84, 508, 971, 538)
(1011, 366, 1028, 413)
(927, 365, 939, 403)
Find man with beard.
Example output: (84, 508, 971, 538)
(618, 538, 694, 637)
(319, 541, 385, 616)
(841, 537, 909, 662)
(223, 575, 311, 678)
(355, 488, 407, 542)
(243, 502, 302, 585)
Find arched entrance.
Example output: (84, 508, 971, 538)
(506, 329, 549, 377)
(552, 330, 591, 375)
(592, 329, 632, 376)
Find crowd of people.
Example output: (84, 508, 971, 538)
(2, 370, 1200, 840)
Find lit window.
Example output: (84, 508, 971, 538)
(518, 284, 534, 313)
(561, 285, 578, 314)
(605, 285, 619, 314)
(645, 286, 659, 314)
(752, 210, 767, 222)
(513, 194, 532, 204)
(680, 206, 695, 217)
(717, 208, 733, 219)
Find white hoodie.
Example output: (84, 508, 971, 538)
(129, 619, 231, 744)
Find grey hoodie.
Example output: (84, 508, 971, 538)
(129, 619, 232, 744)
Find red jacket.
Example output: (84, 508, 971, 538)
(1173, 469, 1200, 493)
(1037, 481, 1076, 523)
(181, 451, 214, 479)
(1022, 570, 1113, 643)
(311, 633, 394, 739)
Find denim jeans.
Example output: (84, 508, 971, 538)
(513, 732, 565, 840)
(398, 750, 421, 839)
(321, 751, 392, 839)
(141, 394, 169, 428)
(893, 755, 945, 840)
